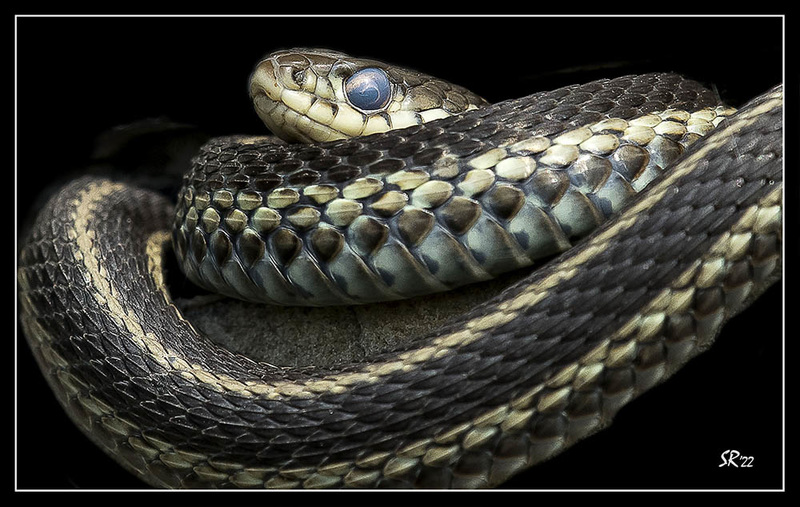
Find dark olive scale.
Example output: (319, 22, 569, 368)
(367, 158, 405, 175)
(237, 229, 266, 268)
(359, 134, 403, 151)
(190, 229, 207, 263)
(328, 141, 364, 157)
(604, 369, 636, 396)
(387, 141, 424, 159)
(616, 92, 648, 108)
(269, 228, 302, 267)
(695, 287, 726, 320)
(582, 98, 616, 113)
(447, 138, 484, 158)
(567, 155, 614, 194)
(241, 159, 270, 176)
(286, 169, 322, 187)
(209, 230, 233, 264)
(257, 146, 290, 164)
(609, 145, 650, 182)
(396, 207, 436, 246)
(483, 185, 526, 222)
(405, 124, 444, 143)
(216, 149, 238, 163)
(491, 131, 521, 151)
(648, 90, 679, 106)
(665, 314, 696, 353)
(273, 159, 304, 174)
(225, 173, 251, 191)
(723, 259, 752, 289)
(430, 131, 466, 147)
(348, 216, 389, 257)
(296, 146, 326, 160)
(310, 227, 345, 263)
(219, 162, 240, 175)
(412, 147, 445, 166)
(326, 165, 362, 183)
(468, 121, 502, 140)
(438, 196, 482, 235)
(527, 169, 571, 207)
(345, 149, 381, 166)
(252, 173, 283, 192)
(234, 151, 260, 164)
(753, 232, 780, 262)
(521, 119, 565, 138)
(307, 156, 343, 172)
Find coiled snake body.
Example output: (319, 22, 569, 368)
(17, 49, 783, 488)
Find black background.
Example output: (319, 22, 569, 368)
(16, 15, 786, 493)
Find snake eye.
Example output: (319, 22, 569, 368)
(345, 68, 392, 111)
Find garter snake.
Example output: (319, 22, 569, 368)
(17, 48, 783, 489)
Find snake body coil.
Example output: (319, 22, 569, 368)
(17, 51, 782, 488)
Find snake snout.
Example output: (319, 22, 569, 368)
(249, 58, 280, 102)
(249, 58, 296, 141)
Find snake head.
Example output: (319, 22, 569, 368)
(249, 48, 488, 143)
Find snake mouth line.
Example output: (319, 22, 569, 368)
(252, 88, 356, 143)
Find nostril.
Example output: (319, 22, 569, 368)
(292, 69, 305, 86)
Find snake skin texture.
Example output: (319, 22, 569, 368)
(174, 73, 734, 306)
(17, 69, 782, 488)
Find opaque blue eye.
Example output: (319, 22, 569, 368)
(345, 68, 391, 111)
